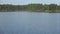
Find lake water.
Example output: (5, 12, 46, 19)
(0, 12, 60, 34)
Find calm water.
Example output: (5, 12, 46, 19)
(0, 12, 60, 34)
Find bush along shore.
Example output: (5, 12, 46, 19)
(0, 4, 60, 13)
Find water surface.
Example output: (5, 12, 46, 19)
(0, 12, 60, 34)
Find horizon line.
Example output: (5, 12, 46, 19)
(0, 3, 60, 5)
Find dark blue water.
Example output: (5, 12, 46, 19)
(0, 12, 60, 34)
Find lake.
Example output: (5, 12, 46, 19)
(0, 12, 60, 34)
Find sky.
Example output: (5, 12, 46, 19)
(0, 0, 60, 5)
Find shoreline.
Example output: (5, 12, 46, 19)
(0, 10, 60, 13)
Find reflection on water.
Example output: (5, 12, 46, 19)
(0, 12, 60, 34)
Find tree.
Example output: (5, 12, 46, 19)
(49, 4, 57, 12)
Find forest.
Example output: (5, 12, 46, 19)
(0, 4, 60, 12)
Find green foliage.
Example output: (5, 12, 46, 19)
(0, 4, 60, 12)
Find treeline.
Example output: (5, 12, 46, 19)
(0, 4, 60, 12)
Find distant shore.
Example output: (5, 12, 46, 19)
(0, 4, 60, 13)
(0, 10, 60, 13)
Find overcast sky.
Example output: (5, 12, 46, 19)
(0, 0, 60, 5)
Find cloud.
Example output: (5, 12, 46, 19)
(0, 0, 60, 5)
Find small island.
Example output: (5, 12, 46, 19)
(0, 4, 60, 13)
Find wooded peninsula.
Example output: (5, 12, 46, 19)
(0, 4, 60, 12)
